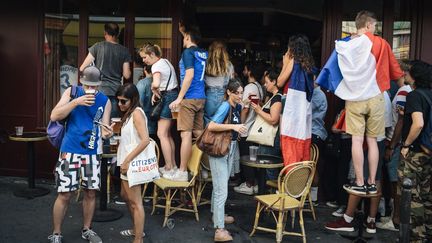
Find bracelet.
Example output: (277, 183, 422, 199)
(401, 143, 411, 149)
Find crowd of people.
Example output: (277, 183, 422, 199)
(46, 10, 432, 243)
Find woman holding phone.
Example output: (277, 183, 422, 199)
(116, 83, 150, 243)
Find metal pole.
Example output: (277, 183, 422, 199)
(399, 178, 413, 243)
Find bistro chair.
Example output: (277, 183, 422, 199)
(196, 153, 212, 206)
(250, 161, 315, 243)
(151, 144, 203, 227)
(142, 138, 160, 201)
(266, 143, 318, 220)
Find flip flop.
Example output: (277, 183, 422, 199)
(120, 229, 145, 237)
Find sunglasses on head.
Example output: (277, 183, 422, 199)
(117, 98, 129, 105)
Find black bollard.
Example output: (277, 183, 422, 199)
(399, 178, 413, 243)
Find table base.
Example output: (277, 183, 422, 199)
(93, 208, 123, 222)
(13, 186, 50, 199)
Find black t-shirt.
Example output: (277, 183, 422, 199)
(402, 88, 432, 152)
(262, 93, 282, 114)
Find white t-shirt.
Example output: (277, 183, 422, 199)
(151, 58, 178, 91)
(378, 91, 392, 142)
(241, 81, 264, 137)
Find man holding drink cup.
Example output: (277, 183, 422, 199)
(48, 66, 112, 243)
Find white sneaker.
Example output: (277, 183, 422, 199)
(201, 169, 209, 179)
(332, 206, 346, 217)
(159, 166, 178, 175)
(233, 182, 254, 195)
(253, 185, 258, 194)
(326, 201, 339, 208)
(376, 217, 399, 231)
(163, 170, 188, 182)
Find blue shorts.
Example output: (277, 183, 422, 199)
(204, 87, 225, 126)
(386, 145, 401, 182)
(160, 89, 179, 120)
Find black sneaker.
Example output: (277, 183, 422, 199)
(343, 183, 367, 195)
(367, 184, 378, 194)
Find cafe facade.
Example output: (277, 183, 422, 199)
(1, 0, 431, 178)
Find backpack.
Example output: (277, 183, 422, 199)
(47, 85, 77, 149)
(416, 89, 432, 150)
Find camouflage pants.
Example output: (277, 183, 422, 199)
(398, 151, 432, 242)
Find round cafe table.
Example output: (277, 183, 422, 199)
(9, 132, 50, 198)
(92, 152, 123, 222)
(240, 154, 283, 195)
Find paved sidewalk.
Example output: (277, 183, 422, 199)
(0, 176, 398, 243)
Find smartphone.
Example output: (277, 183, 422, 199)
(94, 120, 112, 131)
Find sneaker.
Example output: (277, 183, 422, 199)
(163, 170, 188, 182)
(365, 220, 376, 234)
(233, 182, 254, 195)
(48, 233, 63, 243)
(81, 228, 102, 243)
(253, 185, 258, 194)
(326, 201, 339, 208)
(224, 215, 235, 224)
(214, 228, 233, 242)
(325, 218, 354, 232)
(159, 166, 178, 175)
(201, 169, 209, 179)
(367, 184, 378, 194)
(343, 183, 367, 195)
(332, 206, 346, 217)
(376, 217, 399, 232)
(113, 196, 126, 205)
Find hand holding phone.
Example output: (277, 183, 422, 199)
(94, 121, 112, 131)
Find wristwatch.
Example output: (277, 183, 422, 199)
(401, 142, 411, 149)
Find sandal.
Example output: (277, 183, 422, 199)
(120, 229, 145, 237)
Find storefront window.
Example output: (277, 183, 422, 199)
(133, 17, 173, 84)
(393, 0, 412, 60)
(44, 2, 79, 124)
(341, 0, 383, 38)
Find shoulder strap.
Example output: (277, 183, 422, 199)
(252, 82, 263, 99)
(262, 93, 281, 109)
(70, 85, 77, 99)
(163, 59, 172, 92)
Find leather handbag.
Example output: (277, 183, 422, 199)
(246, 94, 280, 146)
(197, 108, 232, 157)
(149, 59, 172, 120)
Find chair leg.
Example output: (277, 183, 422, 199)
(291, 209, 296, 228)
(163, 189, 172, 227)
(196, 180, 202, 205)
(190, 188, 199, 221)
(151, 184, 158, 215)
(250, 202, 262, 237)
(299, 209, 306, 243)
(308, 192, 317, 220)
(276, 210, 284, 243)
(142, 183, 148, 200)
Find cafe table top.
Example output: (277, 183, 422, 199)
(9, 132, 48, 142)
(240, 154, 284, 169)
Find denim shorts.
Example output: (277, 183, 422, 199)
(386, 145, 401, 182)
(160, 89, 179, 120)
(204, 87, 225, 126)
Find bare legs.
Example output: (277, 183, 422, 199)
(158, 119, 176, 170)
(352, 135, 379, 185)
(179, 131, 192, 171)
(121, 180, 144, 243)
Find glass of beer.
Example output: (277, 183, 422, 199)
(111, 117, 122, 134)
(109, 136, 118, 153)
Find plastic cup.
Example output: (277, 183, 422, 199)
(249, 146, 259, 161)
(109, 137, 118, 153)
(171, 107, 180, 119)
(15, 126, 23, 136)
(250, 96, 259, 105)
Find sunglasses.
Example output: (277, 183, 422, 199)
(117, 98, 130, 105)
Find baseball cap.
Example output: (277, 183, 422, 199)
(80, 66, 102, 86)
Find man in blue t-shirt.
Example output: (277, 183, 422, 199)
(48, 66, 112, 243)
(168, 26, 208, 181)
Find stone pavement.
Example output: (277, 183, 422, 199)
(0, 176, 398, 243)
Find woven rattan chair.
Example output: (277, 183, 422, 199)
(266, 144, 319, 220)
(151, 144, 203, 227)
(196, 153, 212, 206)
(250, 161, 315, 243)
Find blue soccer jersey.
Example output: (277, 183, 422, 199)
(60, 86, 108, 155)
(179, 46, 208, 99)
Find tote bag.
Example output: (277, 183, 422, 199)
(246, 94, 280, 146)
(126, 140, 160, 187)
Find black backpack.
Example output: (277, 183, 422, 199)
(416, 89, 432, 150)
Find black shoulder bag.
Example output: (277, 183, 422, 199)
(149, 60, 173, 120)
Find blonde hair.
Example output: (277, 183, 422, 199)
(205, 40, 230, 77)
(355, 10, 377, 29)
(139, 43, 162, 57)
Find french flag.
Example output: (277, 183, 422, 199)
(316, 32, 403, 101)
(280, 63, 314, 166)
